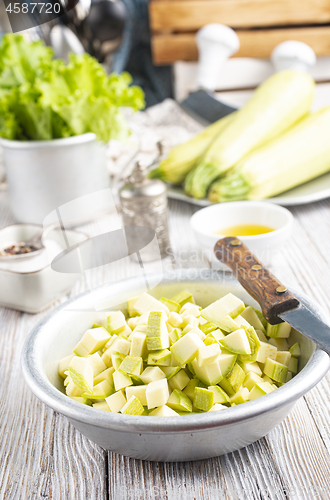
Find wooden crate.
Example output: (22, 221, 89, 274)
(149, 0, 330, 64)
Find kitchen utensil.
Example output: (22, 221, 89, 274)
(0, 222, 61, 262)
(179, 24, 239, 124)
(21, 269, 330, 461)
(271, 41, 316, 73)
(0, 224, 89, 313)
(190, 201, 293, 268)
(50, 25, 85, 61)
(215, 236, 330, 355)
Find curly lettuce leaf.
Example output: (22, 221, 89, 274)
(0, 35, 145, 142)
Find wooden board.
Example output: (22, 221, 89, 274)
(149, 0, 330, 31)
(152, 26, 330, 63)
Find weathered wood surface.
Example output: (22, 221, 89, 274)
(152, 26, 330, 64)
(1, 191, 330, 499)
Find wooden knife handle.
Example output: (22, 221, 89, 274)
(214, 236, 300, 325)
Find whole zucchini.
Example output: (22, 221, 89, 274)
(185, 70, 315, 199)
(208, 105, 330, 202)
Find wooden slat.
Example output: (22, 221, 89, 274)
(152, 26, 330, 64)
(149, 0, 330, 31)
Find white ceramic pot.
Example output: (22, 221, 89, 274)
(0, 133, 109, 224)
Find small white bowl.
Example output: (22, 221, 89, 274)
(190, 201, 293, 268)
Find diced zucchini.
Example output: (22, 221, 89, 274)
(193, 387, 214, 411)
(267, 322, 291, 338)
(105, 390, 127, 412)
(127, 296, 140, 317)
(146, 379, 169, 409)
(170, 332, 204, 365)
(149, 405, 179, 417)
(234, 315, 251, 329)
(129, 332, 148, 358)
(167, 311, 183, 328)
(171, 290, 194, 307)
(84, 379, 114, 399)
(88, 352, 107, 377)
(191, 358, 223, 386)
(263, 358, 288, 384)
(219, 363, 245, 396)
(288, 356, 298, 374)
(93, 401, 111, 411)
(106, 311, 127, 335)
(161, 366, 181, 379)
(255, 329, 268, 343)
(208, 385, 231, 404)
(200, 322, 218, 335)
(268, 338, 289, 351)
(249, 382, 275, 400)
(217, 353, 237, 378)
(209, 404, 227, 412)
(134, 293, 170, 316)
(241, 306, 266, 332)
(183, 378, 200, 400)
(256, 342, 277, 364)
(168, 369, 191, 391)
(161, 297, 180, 313)
(73, 328, 110, 357)
(169, 328, 182, 346)
(119, 356, 143, 376)
(66, 380, 84, 397)
(220, 329, 251, 355)
(120, 395, 144, 415)
(58, 354, 74, 379)
(113, 369, 133, 391)
(167, 389, 193, 412)
(241, 361, 262, 376)
(231, 386, 250, 405)
(147, 349, 171, 366)
(68, 356, 94, 394)
(93, 367, 115, 386)
(276, 351, 291, 367)
(180, 303, 201, 317)
(146, 311, 169, 351)
(197, 343, 221, 366)
(239, 326, 261, 362)
(289, 342, 301, 357)
(126, 385, 148, 406)
(111, 353, 124, 370)
(243, 372, 264, 391)
(140, 366, 166, 384)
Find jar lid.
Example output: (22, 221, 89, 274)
(119, 162, 167, 199)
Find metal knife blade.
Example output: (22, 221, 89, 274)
(280, 304, 330, 355)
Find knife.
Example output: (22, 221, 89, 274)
(178, 24, 239, 125)
(215, 236, 330, 355)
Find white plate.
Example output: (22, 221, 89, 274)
(167, 171, 330, 207)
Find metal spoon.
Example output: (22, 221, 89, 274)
(0, 224, 58, 262)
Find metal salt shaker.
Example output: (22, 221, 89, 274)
(119, 161, 171, 261)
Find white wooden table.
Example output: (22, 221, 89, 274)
(1, 190, 330, 500)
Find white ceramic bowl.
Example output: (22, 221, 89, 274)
(21, 270, 330, 461)
(190, 201, 293, 268)
(0, 224, 89, 313)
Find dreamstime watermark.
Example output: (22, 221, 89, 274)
(3, 0, 78, 32)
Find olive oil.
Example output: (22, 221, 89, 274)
(216, 224, 274, 237)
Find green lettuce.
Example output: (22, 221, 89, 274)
(0, 34, 145, 141)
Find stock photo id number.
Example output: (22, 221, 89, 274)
(3, 0, 77, 31)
